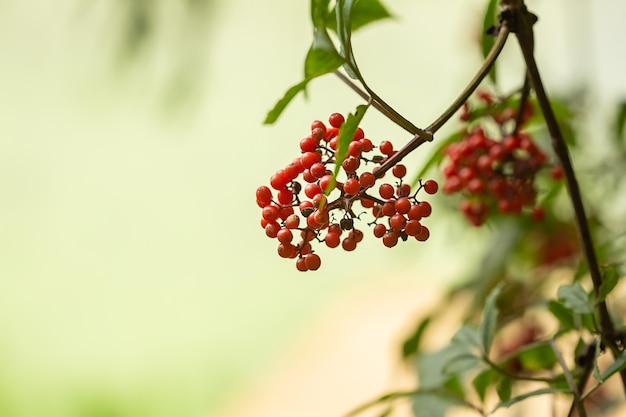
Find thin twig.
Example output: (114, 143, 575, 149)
(550, 340, 587, 417)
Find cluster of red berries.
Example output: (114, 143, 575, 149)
(256, 113, 438, 271)
(442, 91, 563, 226)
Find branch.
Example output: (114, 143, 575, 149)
(509, 1, 626, 394)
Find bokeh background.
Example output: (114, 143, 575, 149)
(1, 1, 625, 417)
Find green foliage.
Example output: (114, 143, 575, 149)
(402, 316, 432, 359)
(265, 0, 391, 124)
(481, 0, 499, 82)
(557, 283, 593, 315)
(327, 104, 369, 193)
(479, 284, 502, 355)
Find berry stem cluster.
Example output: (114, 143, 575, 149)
(257, 113, 438, 271)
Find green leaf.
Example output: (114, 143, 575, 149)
(443, 374, 465, 398)
(264, 80, 309, 124)
(479, 283, 502, 355)
(411, 131, 462, 187)
(613, 101, 626, 143)
(377, 406, 393, 417)
(597, 352, 626, 382)
(402, 316, 431, 359)
(557, 283, 593, 315)
(592, 337, 603, 382)
(516, 342, 557, 371)
(598, 265, 621, 302)
(496, 377, 512, 403)
(548, 300, 576, 333)
(328, 0, 393, 32)
(328, 104, 369, 193)
(304, 29, 345, 78)
(310, 0, 332, 28)
(451, 325, 483, 351)
(472, 369, 495, 403)
(493, 388, 569, 411)
(481, 0, 499, 83)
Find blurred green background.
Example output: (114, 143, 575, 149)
(0, 1, 624, 417)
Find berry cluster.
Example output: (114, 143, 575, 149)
(257, 113, 438, 271)
(442, 127, 549, 226)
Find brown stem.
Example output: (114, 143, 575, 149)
(510, 1, 626, 394)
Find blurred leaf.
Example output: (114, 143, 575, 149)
(496, 377, 512, 403)
(493, 388, 568, 411)
(598, 265, 621, 302)
(402, 316, 432, 359)
(481, 0, 499, 83)
(472, 369, 495, 403)
(592, 337, 603, 382)
(596, 352, 626, 383)
(311, 0, 332, 27)
(557, 283, 593, 315)
(613, 101, 626, 144)
(264, 80, 309, 124)
(411, 131, 462, 187)
(451, 325, 483, 351)
(548, 300, 576, 333)
(328, 104, 369, 193)
(479, 283, 502, 355)
(443, 374, 465, 398)
(377, 407, 393, 417)
(328, 0, 393, 32)
(516, 341, 557, 371)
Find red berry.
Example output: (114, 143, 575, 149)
(392, 164, 407, 179)
(382, 231, 398, 248)
(373, 223, 387, 238)
(343, 178, 360, 195)
(379, 141, 394, 156)
(342, 237, 357, 251)
(423, 180, 439, 195)
(379, 183, 395, 200)
(265, 222, 281, 238)
(359, 172, 376, 188)
(300, 136, 317, 152)
(270, 171, 289, 190)
(305, 253, 322, 270)
(324, 232, 341, 248)
(277, 228, 293, 244)
(395, 197, 411, 215)
(262, 205, 280, 222)
(418, 201, 432, 217)
(296, 257, 308, 271)
(300, 151, 322, 169)
(329, 113, 345, 128)
(277, 243, 297, 258)
(256, 186, 272, 208)
(389, 214, 407, 231)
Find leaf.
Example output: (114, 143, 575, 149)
(597, 352, 626, 382)
(472, 369, 495, 403)
(613, 101, 626, 143)
(592, 337, 603, 382)
(496, 377, 512, 403)
(481, 0, 499, 83)
(304, 29, 345, 79)
(479, 283, 502, 355)
(377, 407, 393, 417)
(411, 131, 462, 187)
(451, 325, 483, 351)
(516, 342, 557, 371)
(310, 0, 332, 28)
(548, 300, 576, 333)
(442, 352, 483, 376)
(264, 80, 309, 124)
(327, 0, 393, 33)
(557, 283, 593, 315)
(402, 316, 431, 359)
(492, 388, 569, 411)
(598, 265, 621, 302)
(443, 374, 465, 398)
(328, 104, 369, 193)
